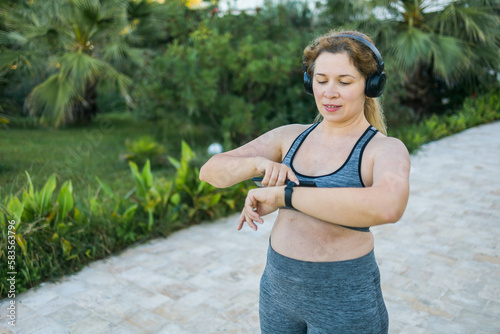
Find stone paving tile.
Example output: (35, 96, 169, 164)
(0, 122, 499, 334)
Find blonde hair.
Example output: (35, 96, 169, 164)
(303, 30, 387, 135)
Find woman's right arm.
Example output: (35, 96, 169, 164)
(199, 125, 299, 188)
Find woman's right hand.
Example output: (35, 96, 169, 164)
(255, 157, 299, 187)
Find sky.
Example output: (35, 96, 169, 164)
(218, 0, 321, 12)
(216, 0, 454, 16)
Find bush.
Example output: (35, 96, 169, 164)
(123, 135, 166, 167)
(131, 2, 316, 149)
(390, 88, 500, 152)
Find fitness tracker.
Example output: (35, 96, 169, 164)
(284, 182, 296, 209)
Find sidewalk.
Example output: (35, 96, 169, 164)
(1, 122, 499, 334)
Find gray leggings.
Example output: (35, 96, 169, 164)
(259, 243, 388, 334)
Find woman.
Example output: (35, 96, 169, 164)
(199, 30, 410, 333)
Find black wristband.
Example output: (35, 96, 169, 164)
(284, 182, 296, 209)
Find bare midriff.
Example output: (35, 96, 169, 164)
(270, 208, 374, 262)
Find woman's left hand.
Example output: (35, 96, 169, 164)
(237, 186, 285, 231)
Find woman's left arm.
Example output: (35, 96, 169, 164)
(294, 137, 410, 227)
(238, 137, 410, 230)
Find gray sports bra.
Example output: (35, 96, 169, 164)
(281, 122, 378, 232)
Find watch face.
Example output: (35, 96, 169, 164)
(252, 177, 265, 187)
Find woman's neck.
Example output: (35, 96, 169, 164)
(317, 114, 370, 138)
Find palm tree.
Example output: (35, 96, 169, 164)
(0, 0, 159, 126)
(322, 0, 499, 119)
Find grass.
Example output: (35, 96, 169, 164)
(0, 113, 187, 197)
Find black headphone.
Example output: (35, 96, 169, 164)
(303, 34, 386, 98)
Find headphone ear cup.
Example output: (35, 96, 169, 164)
(365, 72, 386, 98)
(303, 72, 314, 95)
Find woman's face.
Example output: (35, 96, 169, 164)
(312, 52, 366, 125)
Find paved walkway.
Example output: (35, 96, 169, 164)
(1, 122, 500, 334)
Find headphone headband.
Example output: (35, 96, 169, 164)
(331, 34, 384, 73)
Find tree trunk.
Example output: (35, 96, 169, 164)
(72, 81, 99, 124)
(401, 64, 440, 121)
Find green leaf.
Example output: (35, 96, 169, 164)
(24, 171, 35, 197)
(89, 197, 101, 216)
(141, 160, 153, 189)
(61, 238, 72, 258)
(129, 161, 147, 198)
(74, 206, 85, 223)
(167, 156, 181, 170)
(208, 193, 222, 207)
(57, 222, 70, 235)
(38, 174, 57, 215)
(180, 140, 195, 164)
(147, 209, 154, 231)
(15, 233, 28, 256)
(57, 180, 74, 220)
(7, 196, 24, 224)
(170, 193, 181, 206)
(122, 204, 138, 222)
(95, 176, 116, 199)
(21, 190, 37, 220)
(161, 180, 174, 208)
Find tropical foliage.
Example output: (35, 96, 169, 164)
(326, 0, 500, 118)
(1, 0, 498, 130)
(0, 0, 163, 126)
(132, 0, 317, 148)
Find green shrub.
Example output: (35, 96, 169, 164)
(123, 135, 166, 167)
(132, 4, 315, 148)
(390, 88, 500, 152)
(168, 140, 244, 222)
(0, 116, 9, 129)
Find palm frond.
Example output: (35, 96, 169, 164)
(429, 34, 468, 82)
(127, 0, 158, 20)
(430, 2, 499, 44)
(58, 51, 106, 92)
(74, 0, 102, 26)
(96, 62, 133, 107)
(389, 27, 432, 71)
(0, 49, 21, 70)
(101, 43, 143, 66)
(0, 31, 28, 47)
(28, 74, 77, 127)
(470, 44, 500, 70)
(0, 48, 41, 77)
(455, 6, 499, 44)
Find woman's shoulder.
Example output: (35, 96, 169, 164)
(369, 132, 410, 160)
(273, 123, 316, 137)
(266, 123, 315, 157)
